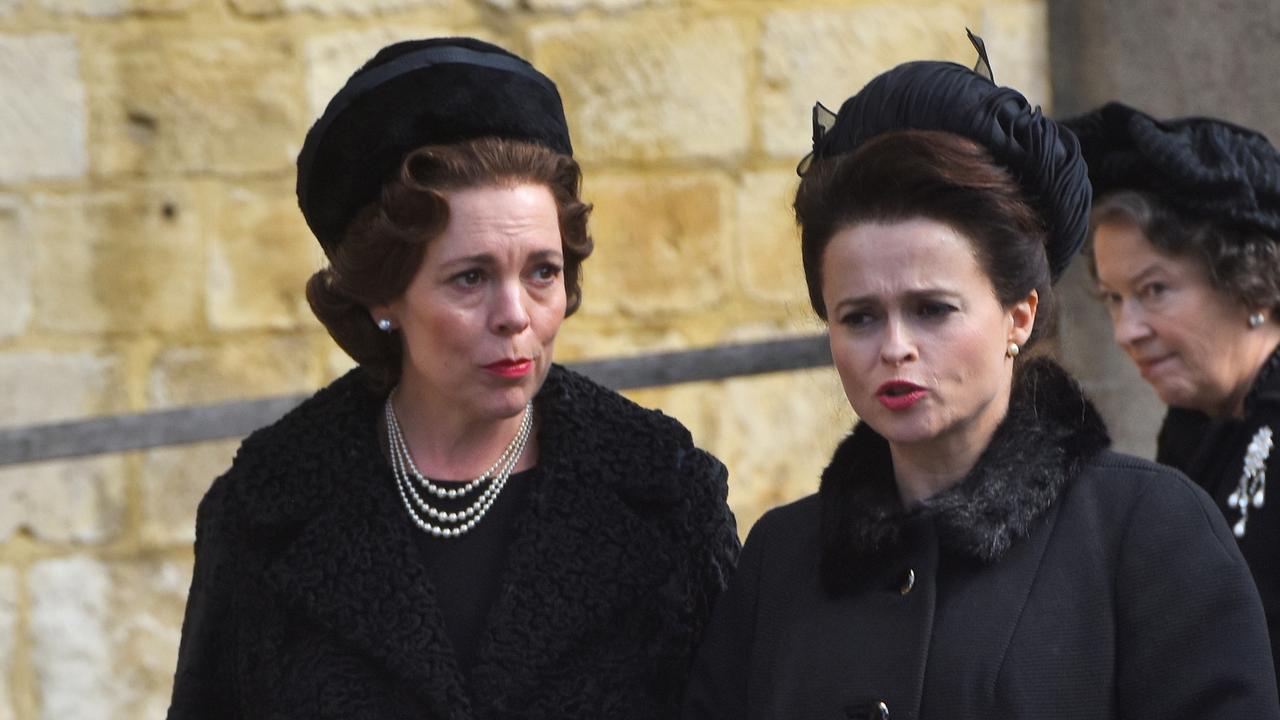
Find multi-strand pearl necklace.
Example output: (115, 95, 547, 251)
(385, 394, 533, 538)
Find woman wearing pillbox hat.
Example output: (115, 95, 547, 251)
(1070, 102, 1280, 683)
(166, 37, 738, 720)
(683, 34, 1278, 719)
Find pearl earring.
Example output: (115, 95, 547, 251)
(1006, 342, 1020, 359)
(1249, 312, 1266, 328)
(377, 318, 393, 332)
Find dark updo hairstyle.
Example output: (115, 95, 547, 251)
(1086, 191, 1280, 320)
(794, 129, 1055, 351)
(305, 137, 594, 391)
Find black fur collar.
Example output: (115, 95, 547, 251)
(819, 358, 1110, 594)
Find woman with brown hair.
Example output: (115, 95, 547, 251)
(682, 38, 1278, 719)
(166, 37, 738, 720)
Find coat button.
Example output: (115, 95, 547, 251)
(899, 568, 915, 595)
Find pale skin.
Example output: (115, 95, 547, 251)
(371, 183, 567, 481)
(821, 218, 1037, 507)
(1093, 218, 1280, 419)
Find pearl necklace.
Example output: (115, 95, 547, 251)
(385, 394, 533, 538)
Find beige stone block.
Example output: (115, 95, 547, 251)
(38, 0, 193, 12)
(0, 196, 30, 340)
(0, 34, 88, 182)
(0, 0, 19, 16)
(235, 0, 451, 15)
(0, 351, 121, 425)
(304, 26, 467, 118)
(140, 440, 238, 544)
(207, 182, 322, 331)
(0, 566, 15, 720)
(736, 170, 811, 306)
(30, 555, 193, 720)
(287, 0, 447, 15)
(38, 0, 127, 15)
(980, 1, 1051, 111)
(0, 350, 127, 542)
(759, 5, 972, 160)
(486, 0, 665, 10)
(149, 337, 315, 407)
(532, 15, 749, 162)
(29, 188, 202, 333)
(627, 365, 850, 538)
(0, 456, 127, 543)
(86, 34, 304, 176)
(578, 172, 730, 316)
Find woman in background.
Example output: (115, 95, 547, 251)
(682, 37, 1278, 719)
(167, 37, 738, 720)
(1070, 102, 1280, 680)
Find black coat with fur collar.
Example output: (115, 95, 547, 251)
(166, 364, 738, 720)
(684, 359, 1278, 720)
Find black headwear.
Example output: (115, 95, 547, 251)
(800, 32, 1091, 281)
(296, 37, 573, 253)
(1064, 102, 1280, 238)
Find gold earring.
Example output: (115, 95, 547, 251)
(1006, 342, 1020, 359)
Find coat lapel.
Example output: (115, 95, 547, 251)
(468, 367, 686, 713)
(252, 376, 471, 718)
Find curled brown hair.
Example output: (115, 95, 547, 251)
(306, 137, 594, 390)
(794, 129, 1055, 349)
(1086, 190, 1280, 320)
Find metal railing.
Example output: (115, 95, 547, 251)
(0, 334, 832, 467)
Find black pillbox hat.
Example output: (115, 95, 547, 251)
(1064, 102, 1280, 238)
(296, 37, 573, 252)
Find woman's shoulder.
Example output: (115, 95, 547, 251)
(541, 363, 699, 446)
(1070, 449, 1242, 557)
(203, 369, 379, 528)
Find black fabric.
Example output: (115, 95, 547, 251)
(1065, 102, 1280, 237)
(166, 364, 739, 720)
(1158, 342, 1280, 687)
(807, 56, 1091, 280)
(413, 467, 541, 678)
(296, 37, 573, 252)
(683, 359, 1279, 719)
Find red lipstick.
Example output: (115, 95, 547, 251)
(876, 380, 926, 411)
(484, 358, 533, 379)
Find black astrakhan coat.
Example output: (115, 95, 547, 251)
(166, 364, 739, 720)
(683, 359, 1279, 720)
(1158, 343, 1280, 684)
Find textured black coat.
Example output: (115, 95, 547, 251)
(167, 364, 739, 720)
(1158, 344, 1280, 685)
(684, 359, 1279, 720)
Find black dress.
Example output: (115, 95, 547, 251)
(166, 364, 739, 720)
(1158, 343, 1280, 685)
(683, 359, 1278, 720)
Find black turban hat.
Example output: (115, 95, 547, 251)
(296, 37, 572, 253)
(1064, 102, 1280, 238)
(803, 36, 1091, 281)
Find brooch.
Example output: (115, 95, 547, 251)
(1229, 425, 1274, 538)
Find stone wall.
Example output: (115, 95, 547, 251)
(0, 1, 1049, 716)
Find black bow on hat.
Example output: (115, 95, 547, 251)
(800, 32, 1092, 281)
(1064, 102, 1280, 238)
(296, 37, 573, 253)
